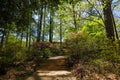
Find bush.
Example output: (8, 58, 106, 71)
(28, 42, 52, 62)
(65, 31, 120, 66)
(0, 41, 27, 75)
(50, 43, 62, 56)
(30, 41, 62, 58)
(42, 48, 52, 58)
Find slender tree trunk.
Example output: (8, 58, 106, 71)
(26, 27, 29, 47)
(37, 3, 43, 42)
(29, 26, 32, 47)
(20, 31, 23, 46)
(72, 5, 77, 31)
(49, 7, 54, 43)
(60, 17, 62, 46)
(16, 32, 19, 41)
(60, 17, 62, 52)
(102, 0, 115, 41)
(42, 5, 46, 42)
(0, 30, 5, 48)
(5, 31, 10, 45)
(110, 10, 119, 40)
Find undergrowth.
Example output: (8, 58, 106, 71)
(65, 31, 120, 79)
(0, 41, 61, 79)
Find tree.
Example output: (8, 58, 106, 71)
(102, 0, 115, 41)
(60, 15, 63, 49)
(42, 4, 47, 42)
(49, 6, 54, 43)
(37, 1, 44, 42)
(0, 0, 37, 47)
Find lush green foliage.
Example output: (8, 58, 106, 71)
(65, 31, 120, 67)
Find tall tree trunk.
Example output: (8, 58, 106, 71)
(42, 5, 46, 42)
(29, 26, 32, 47)
(102, 0, 115, 41)
(20, 31, 23, 47)
(72, 5, 77, 31)
(37, 3, 43, 42)
(49, 7, 54, 43)
(5, 30, 10, 45)
(0, 30, 5, 48)
(60, 17, 62, 51)
(26, 27, 29, 47)
(16, 32, 19, 41)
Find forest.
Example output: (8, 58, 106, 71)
(0, 0, 120, 80)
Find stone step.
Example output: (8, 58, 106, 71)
(38, 56, 68, 71)
(37, 70, 76, 80)
(39, 76, 77, 80)
(37, 70, 72, 76)
(26, 76, 77, 80)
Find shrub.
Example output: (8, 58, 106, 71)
(50, 43, 62, 56)
(42, 48, 52, 58)
(30, 41, 62, 57)
(0, 41, 27, 75)
(65, 31, 120, 67)
(28, 42, 52, 62)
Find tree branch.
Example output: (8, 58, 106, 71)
(86, 0, 105, 24)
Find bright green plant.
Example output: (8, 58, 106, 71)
(65, 31, 120, 68)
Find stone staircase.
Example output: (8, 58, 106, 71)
(26, 56, 77, 80)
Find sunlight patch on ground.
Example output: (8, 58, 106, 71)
(37, 70, 71, 76)
(49, 56, 67, 60)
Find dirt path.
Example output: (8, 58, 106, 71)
(26, 56, 77, 80)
